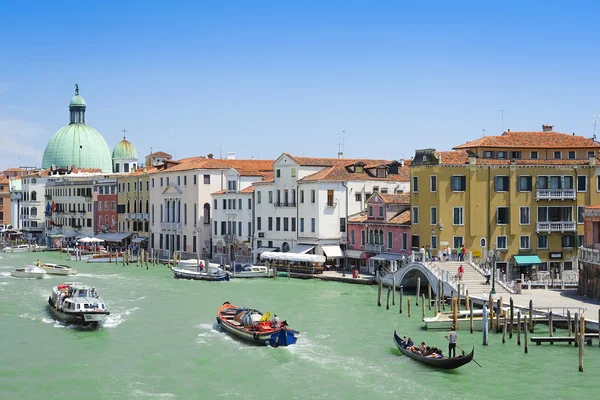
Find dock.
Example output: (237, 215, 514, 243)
(531, 333, 600, 345)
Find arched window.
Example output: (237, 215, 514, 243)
(203, 203, 210, 225)
(105, 215, 109, 225)
(31, 191, 37, 201)
(127, 201, 130, 213)
(369, 229, 374, 244)
(145, 199, 149, 213)
(139, 200, 142, 215)
(160, 204, 163, 223)
(31, 207, 37, 216)
(152, 205, 155, 224)
(134, 201, 137, 213)
(379, 230, 384, 245)
(0, 211, 3, 221)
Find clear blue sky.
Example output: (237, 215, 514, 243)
(1, 1, 600, 170)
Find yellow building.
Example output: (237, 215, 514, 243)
(410, 125, 600, 280)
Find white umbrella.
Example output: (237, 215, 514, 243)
(90, 238, 105, 243)
(78, 237, 93, 243)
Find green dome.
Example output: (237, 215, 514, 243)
(41, 124, 113, 172)
(112, 137, 138, 160)
(69, 95, 86, 107)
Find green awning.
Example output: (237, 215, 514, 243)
(514, 255, 542, 266)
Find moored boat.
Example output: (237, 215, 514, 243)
(228, 265, 273, 278)
(423, 307, 539, 331)
(47, 282, 110, 328)
(10, 266, 47, 278)
(216, 302, 299, 346)
(42, 263, 78, 276)
(172, 266, 230, 281)
(3, 244, 31, 253)
(393, 331, 474, 370)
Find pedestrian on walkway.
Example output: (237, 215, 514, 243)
(460, 244, 466, 261)
(484, 267, 491, 285)
(457, 264, 464, 281)
(419, 246, 426, 262)
(447, 245, 453, 261)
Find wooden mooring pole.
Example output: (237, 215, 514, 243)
(529, 300, 534, 333)
(496, 299, 501, 334)
(457, 282, 461, 311)
(509, 298, 514, 339)
(399, 286, 403, 314)
(579, 315, 585, 372)
(377, 279, 382, 307)
(452, 297, 458, 330)
(502, 314, 507, 343)
(428, 283, 432, 311)
(465, 290, 470, 311)
(469, 299, 474, 334)
(482, 303, 489, 346)
(517, 311, 521, 346)
(416, 278, 421, 305)
(422, 294, 426, 319)
(386, 286, 391, 310)
(574, 312, 579, 347)
(549, 311, 554, 342)
(567, 310, 572, 337)
(524, 314, 528, 354)
(407, 296, 411, 317)
(392, 276, 396, 306)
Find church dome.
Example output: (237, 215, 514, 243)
(41, 86, 113, 173)
(112, 137, 137, 160)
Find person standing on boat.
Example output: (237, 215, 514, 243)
(445, 327, 457, 358)
(271, 313, 280, 328)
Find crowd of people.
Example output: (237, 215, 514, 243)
(418, 244, 468, 262)
(403, 337, 444, 359)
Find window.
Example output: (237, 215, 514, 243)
(412, 176, 418, 192)
(453, 236, 464, 249)
(430, 207, 437, 225)
(355, 193, 361, 202)
(483, 151, 494, 159)
(388, 232, 393, 249)
(184, 203, 187, 225)
(248, 198, 251, 209)
(193, 175, 197, 185)
(430, 175, 437, 192)
(496, 236, 507, 249)
(203, 175, 210, 184)
(268, 217, 273, 231)
(369, 206, 373, 217)
(412, 206, 419, 224)
(98, 202, 103, 211)
(311, 218, 316, 233)
(268, 191, 273, 203)
(578, 206, 585, 224)
(177, 176, 180, 186)
(568, 151, 576, 160)
(276, 217, 281, 231)
(402, 232, 407, 250)
(451, 175, 466, 191)
(152, 178, 155, 188)
(453, 207, 464, 225)
(276, 169, 281, 178)
(518, 176, 532, 192)
(291, 167, 296, 177)
(221, 221, 226, 235)
(362, 230, 366, 246)
(257, 191, 261, 204)
(412, 235, 420, 249)
(554, 151, 562, 160)
(510, 151, 521, 159)
(300, 190, 305, 203)
(340, 218, 346, 233)
(538, 235, 548, 249)
(530, 151, 538, 160)
(520, 236, 530, 250)
(300, 218, 304, 232)
(497, 151, 506, 159)
(379, 206, 384, 217)
(577, 176, 587, 192)
(562, 235, 575, 248)
(238, 199, 242, 209)
(311, 190, 316, 203)
(283, 217, 288, 231)
(291, 217, 296, 231)
(497, 207, 509, 225)
(494, 176, 509, 192)
(222, 199, 226, 209)
(520, 207, 530, 225)
(166, 177, 169, 185)
(430, 235, 437, 249)
(160, 178, 163, 187)
(256, 217, 262, 231)
(588, 151, 596, 158)
(351, 230, 356, 245)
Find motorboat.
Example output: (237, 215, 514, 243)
(228, 265, 273, 278)
(216, 302, 299, 346)
(171, 266, 230, 281)
(47, 282, 110, 328)
(3, 244, 31, 253)
(10, 266, 47, 278)
(393, 331, 474, 370)
(42, 263, 78, 276)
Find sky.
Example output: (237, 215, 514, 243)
(1, 1, 600, 170)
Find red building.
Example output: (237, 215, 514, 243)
(94, 179, 118, 234)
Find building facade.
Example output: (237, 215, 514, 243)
(19, 171, 48, 242)
(579, 205, 600, 299)
(0, 178, 10, 228)
(410, 125, 600, 281)
(95, 179, 118, 234)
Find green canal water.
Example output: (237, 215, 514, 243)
(0, 252, 597, 400)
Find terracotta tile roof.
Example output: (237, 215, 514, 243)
(454, 131, 600, 150)
(586, 204, 600, 210)
(388, 210, 411, 225)
(157, 158, 274, 174)
(240, 186, 255, 193)
(4, 167, 27, 172)
(211, 189, 226, 195)
(148, 151, 172, 157)
(431, 150, 597, 166)
(299, 165, 410, 183)
(211, 186, 255, 196)
(348, 212, 367, 223)
(378, 193, 410, 205)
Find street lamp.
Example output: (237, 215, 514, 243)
(488, 245, 500, 295)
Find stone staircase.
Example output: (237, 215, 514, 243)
(429, 261, 511, 297)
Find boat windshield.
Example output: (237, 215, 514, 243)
(78, 289, 88, 297)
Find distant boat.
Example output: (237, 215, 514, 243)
(216, 302, 299, 346)
(3, 244, 31, 253)
(42, 263, 78, 276)
(171, 266, 230, 281)
(228, 265, 274, 278)
(10, 266, 47, 279)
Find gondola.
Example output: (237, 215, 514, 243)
(393, 331, 474, 370)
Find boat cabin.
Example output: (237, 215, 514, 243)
(53, 283, 106, 313)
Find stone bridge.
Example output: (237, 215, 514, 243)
(381, 262, 463, 297)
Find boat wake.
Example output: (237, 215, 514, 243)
(103, 306, 140, 328)
(196, 322, 240, 347)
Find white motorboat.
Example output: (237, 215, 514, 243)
(423, 307, 539, 331)
(3, 244, 31, 253)
(42, 263, 78, 276)
(47, 282, 110, 328)
(10, 266, 47, 278)
(229, 265, 273, 278)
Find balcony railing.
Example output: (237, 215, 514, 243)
(134, 213, 141, 219)
(224, 234, 236, 242)
(161, 222, 181, 230)
(44, 194, 52, 199)
(536, 221, 576, 232)
(580, 247, 600, 264)
(274, 202, 297, 207)
(536, 189, 576, 201)
(124, 213, 130, 220)
(143, 213, 149, 220)
(365, 243, 383, 252)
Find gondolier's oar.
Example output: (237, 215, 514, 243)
(446, 338, 482, 368)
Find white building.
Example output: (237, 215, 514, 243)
(19, 171, 49, 243)
(148, 156, 273, 259)
(253, 153, 410, 265)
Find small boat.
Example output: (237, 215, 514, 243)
(216, 302, 299, 346)
(3, 244, 31, 253)
(423, 308, 538, 331)
(42, 263, 78, 276)
(171, 266, 230, 281)
(87, 252, 130, 263)
(393, 331, 474, 370)
(47, 282, 110, 328)
(10, 266, 47, 278)
(229, 265, 274, 278)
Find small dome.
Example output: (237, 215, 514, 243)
(112, 137, 138, 160)
(69, 95, 86, 108)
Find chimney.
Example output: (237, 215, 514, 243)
(542, 124, 554, 132)
(468, 155, 477, 165)
(589, 154, 596, 166)
(207, 153, 214, 159)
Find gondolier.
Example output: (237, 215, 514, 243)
(445, 326, 457, 358)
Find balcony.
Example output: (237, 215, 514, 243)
(536, 189, 576, 201)
(536, 221, 577, 232)
(580, 247, 600, 264)
(224, 234, 236, 242)
(365, 243, 383, 252)
(44, 194, 52, 199)
(143, 213, 149, 220)
(161, 222, 181, 230)
(274, 202, 297, 207)
(124, 213, 130, 220)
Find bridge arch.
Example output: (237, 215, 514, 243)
(381, 262, 456, 296)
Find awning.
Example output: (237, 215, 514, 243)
(260, 251, 326, 263)
(47, 234, 64, 238)
(321, 245, 344, 258)
(131, 237, 148, 243)
(345, 250, 364, 259)
(94, 232, 133, 242)
(291, 244, 315, 254)
(252, 247, 277, 254)
(371, 252, 404, 262)
(514, 255, 542, 266)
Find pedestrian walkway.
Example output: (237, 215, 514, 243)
(429, 261, 510, 296)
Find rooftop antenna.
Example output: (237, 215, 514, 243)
(337, 130, 345, 159)
(593, 112, 600, 140)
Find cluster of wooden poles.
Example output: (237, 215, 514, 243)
(376, 276, 594, 372)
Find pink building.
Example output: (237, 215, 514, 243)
(346, 193, 411, 274)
